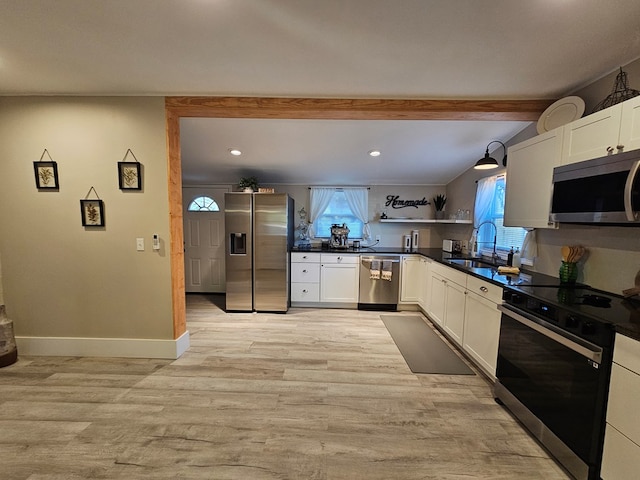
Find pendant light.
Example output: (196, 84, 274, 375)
(474, 140, 507, 170)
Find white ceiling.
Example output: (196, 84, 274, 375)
(3, 0, 640, 185)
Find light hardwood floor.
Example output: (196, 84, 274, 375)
(0, 294, 571, 479)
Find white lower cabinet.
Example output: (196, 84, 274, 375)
(290, 252, 321, 303)
(427, 263, 467, 346)
(400, 255, 424, 304)
(443, 279, 466, 346)
(418, 257, 431, 312)
(427, 271, 446, 327)
(462, 276, 502, 378)
(601, 334, 640, 479)
(426, 262, 502, 372)
(320, 254, 359, 304)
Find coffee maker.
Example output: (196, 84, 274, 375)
(330, 223, 350, 249)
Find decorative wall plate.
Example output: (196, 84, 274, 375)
(537, 96, 585, 134)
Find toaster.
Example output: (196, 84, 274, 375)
(443, 239, 462, 253)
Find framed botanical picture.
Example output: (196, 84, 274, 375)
(118, 161, 142, 190)
(33, 161, 59, 189)
(80, 199, 105, 227)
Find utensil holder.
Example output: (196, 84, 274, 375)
(559, 261, 578, 284)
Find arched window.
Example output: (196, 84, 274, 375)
(187, 196, 220, 212)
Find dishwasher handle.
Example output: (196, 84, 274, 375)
(361, 257, 400, 263)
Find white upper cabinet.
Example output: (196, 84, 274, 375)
(619, 95, 640, 152)
(504, 127, 564, 229)
(561, 103, 623, 164)
(561, 95, 640, 165)
(504, 96, 640, 230)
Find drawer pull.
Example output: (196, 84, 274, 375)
(302, 255, 308, 259)
(480, 286, 488, 293)
(302, 289, 308, 293)
(303, 269, 308, 273)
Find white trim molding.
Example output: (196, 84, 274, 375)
(15, 331, 190, 359)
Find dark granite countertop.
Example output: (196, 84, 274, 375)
(292, 246, 559, 288)
(292, 245, 640, 341)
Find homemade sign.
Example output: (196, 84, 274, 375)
(385, 195, 430, 209)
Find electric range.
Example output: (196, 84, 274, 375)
(496, 282, 630, 480)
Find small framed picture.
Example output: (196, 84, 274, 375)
(118, 162, 142, 190)
(33, 161, 59, 189)
(80, 199, 105, 227)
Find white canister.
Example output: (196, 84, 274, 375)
(403, 234, 411, 250)
(411, 230, 419, 250)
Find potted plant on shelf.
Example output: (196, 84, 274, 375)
(433, 194, 446, 219)
(238, 176, 259, 193)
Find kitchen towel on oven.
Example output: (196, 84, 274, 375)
(370, 260, 381, 279)
(381, 260, 393, 281)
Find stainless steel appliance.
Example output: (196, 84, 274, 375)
(225, 193, 294, 312)
(442, 239, 462, 252)
(330, 223, 350, 249)
(357, 255, 400, 310)
(551, 148, 640, 224)
(497, 284, 619, 480)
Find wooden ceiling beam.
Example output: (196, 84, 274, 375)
(165, 96, 553, 121)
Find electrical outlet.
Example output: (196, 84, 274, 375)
(375, 235, 381, 242)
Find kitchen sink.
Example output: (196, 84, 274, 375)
(447, 258, 499, 269)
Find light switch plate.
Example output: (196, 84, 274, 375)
(136, 238, 144, 251)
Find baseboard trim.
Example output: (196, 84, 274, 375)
(15, 331, 190, 359)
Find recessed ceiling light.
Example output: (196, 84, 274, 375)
(229, 148, 242, 156)
(368, 150, 381, 157)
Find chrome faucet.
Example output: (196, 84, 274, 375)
(475, 220, 498, 261)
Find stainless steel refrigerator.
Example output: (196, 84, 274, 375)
(225, 193, 294, 312)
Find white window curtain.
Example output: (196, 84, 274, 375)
(308, 187, 335, 238)
(473, 175, 498, 227)
(343, 188, 371, 240)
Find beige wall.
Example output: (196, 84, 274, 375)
(0, 253, 4, 305)
(573, 59, 640, 114)
(249, 183, 448, 249)
(0, 97, 174, 340)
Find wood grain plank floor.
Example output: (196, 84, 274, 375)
(0, 294, 571, 479)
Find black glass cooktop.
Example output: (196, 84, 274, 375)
(505, 283, 640, 329)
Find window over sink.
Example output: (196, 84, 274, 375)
(475, 175, 526, 254)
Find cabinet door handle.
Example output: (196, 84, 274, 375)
(607, 146, 615, 154)
(480, 286, 488, 292)
(302, 289, 308, 293)
(337, 256, 342, 261)
(303, 269, 308, 273)
(302, 255, 308, 259)
(617, 144, 625, 151)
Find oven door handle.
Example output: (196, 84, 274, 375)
(498, 304, 603, 364)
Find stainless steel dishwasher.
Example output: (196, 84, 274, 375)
(358, 255, 400, 310)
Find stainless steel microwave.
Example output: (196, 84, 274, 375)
(550, 148, 640, 224)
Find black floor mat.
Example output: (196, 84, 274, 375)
(381, 315, 474, 375)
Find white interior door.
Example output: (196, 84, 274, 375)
(183, 187, 229, 293)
